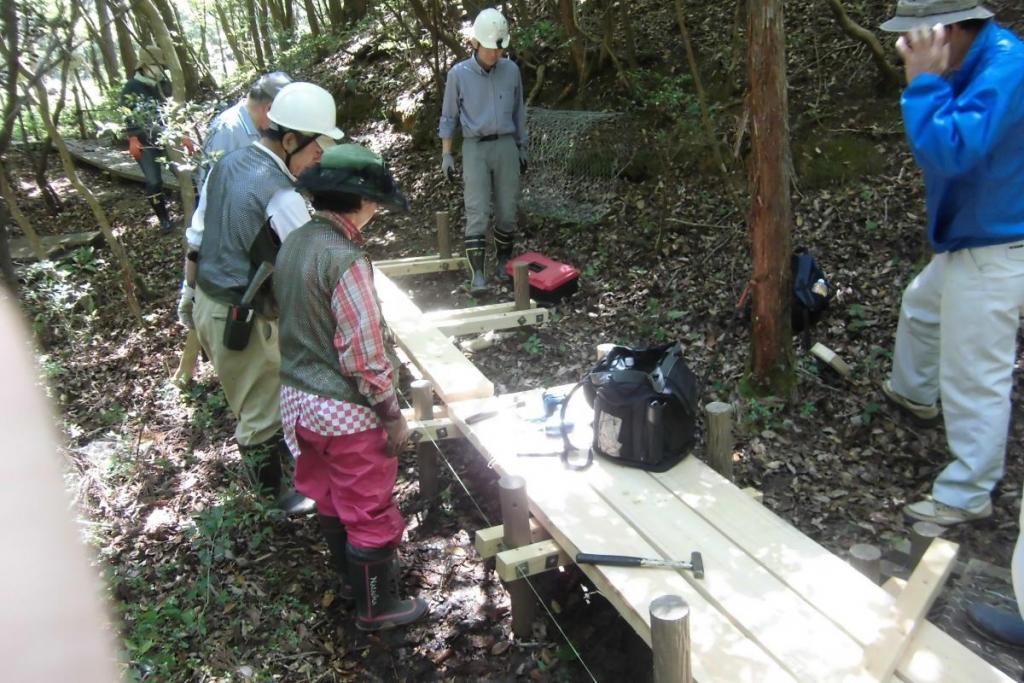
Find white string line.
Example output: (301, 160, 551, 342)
(402, 395, 599, 683)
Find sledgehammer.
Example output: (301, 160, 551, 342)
(575, 551, 705, 579)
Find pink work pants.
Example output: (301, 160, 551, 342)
(293, 424, 404, 549)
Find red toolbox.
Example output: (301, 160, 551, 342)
(504, 252, 579, 302)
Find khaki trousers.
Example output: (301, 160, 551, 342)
(193, 287, 281, 446)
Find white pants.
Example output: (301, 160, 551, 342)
(1015, 504, 1024, 617)
(890, 242, 1024, 512)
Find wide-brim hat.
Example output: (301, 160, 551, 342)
(881, 0, 993, 32)
(298, 143, 409, 212)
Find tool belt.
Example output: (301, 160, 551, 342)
(561, 342, 698, 472)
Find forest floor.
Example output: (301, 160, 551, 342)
(7, 2, 1024, 681)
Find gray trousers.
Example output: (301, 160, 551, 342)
(462, 135, 520, 242)
(889, 242, 1024, 511)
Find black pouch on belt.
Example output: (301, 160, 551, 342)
(223, 303, 255, 351)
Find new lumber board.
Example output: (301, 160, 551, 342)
(476, 519, 550, 558)
(425, 300, 526, 321)
(374, 255, 467, 277)
(448, 392, 798, 683)
(373, 269, 493, 402)
(495, 539, 571, 581)
(863, 539, 959, 681)
(64, 138, 180, 190)
(435, 308, 550, 337)
(654, 459, 1012, 683)
(582, 454, 879, 682)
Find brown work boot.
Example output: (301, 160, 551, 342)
(347, 544, 429, 631)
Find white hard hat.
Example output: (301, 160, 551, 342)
(473, 8, 511, 50)
(267, 82, 344, 141)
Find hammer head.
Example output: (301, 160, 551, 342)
(690, 551, 705, 579)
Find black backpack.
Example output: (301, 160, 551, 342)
(561, 343, 699, 472)
(791, 247, 831, 333)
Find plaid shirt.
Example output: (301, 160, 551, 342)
(281, 211, 401, 456)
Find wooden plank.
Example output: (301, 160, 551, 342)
(405, 417, 460, 444)
(882, 577, 908, 598)
(475, 518, 550, 558)
(374, 269, 493, 402)
(435, 307, 550, 337)
(425, 301, 522, 321)
(9, 231, 102, 260)
(495, 539, 571, 581)
(64, 138, 179, 190)
(863, 539, 958, 681)
(448, 392, 798, 683)
(374, 254, 467, 277)
(655, 459, 1012, 683)
(579, 446, 879, 681)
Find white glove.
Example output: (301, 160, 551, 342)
(177, 282, 195, 329)
(441, 152, 455, 180)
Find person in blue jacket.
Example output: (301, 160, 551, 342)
(879, 0, 1024, 644)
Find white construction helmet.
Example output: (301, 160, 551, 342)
(267, 82, 344, 140)
(473, 8, 511, 50)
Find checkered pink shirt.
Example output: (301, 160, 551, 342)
(281, 211, 400, 457)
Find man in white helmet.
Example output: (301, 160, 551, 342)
(179, 71, 292, 329)
(438, 7, 528, 295)
(190, 82, 343, 514)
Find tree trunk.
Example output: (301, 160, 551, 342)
(824, 0, 901, 90)
(0, 200, 17, 294)
(146, 0, 206, 99)
(132, 0, 197, 227)
(215, 3, 248, 68)
(0, 162, 45, 260)
(344, 0, 368, 23)
(0, 0, 21, 154)
(257, 0, 274, 57)
(34, 86, 142, 318)
(747, 0, 793, 395)
(302, 0, 322, 38)
(112, 0, 138, 77)
(326, 0, 343, 27)
(408, 0, 464, 56)
(558, 0, 588, 93)
(94, 0, 122, 85)
(245, 0, 266, 69)
(673, 0, 725, 173)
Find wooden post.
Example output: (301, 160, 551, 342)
(909, 521, 944, 568)
(411, 380, 438, 505)
(513, 262, 530, 311)
(499, 475, 535, 638)
(849, 543, 882, 584)
(704, 402, 734, 481)
(436, 211, 451, 259)
(650, 595, 692, 683)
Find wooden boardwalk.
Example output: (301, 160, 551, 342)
(64, 138, 179, 191)
(447, 387, 1012, 683)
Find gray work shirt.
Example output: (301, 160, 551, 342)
(195, 100, 260, 190)
(438, 55, 527, 148)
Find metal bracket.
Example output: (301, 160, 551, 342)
(517, 315, 527, 326)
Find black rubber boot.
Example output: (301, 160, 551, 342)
(466, 247, 489, 296)
(318, 515, 355, 603)
(347, 544, 429, 631)
(149, 194, 174, 234)
(494, 230, 515, 283)
(274, 437, 316, 516)
(241, 440, 282, 498)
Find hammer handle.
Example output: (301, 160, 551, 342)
(575, 553, 644, 567)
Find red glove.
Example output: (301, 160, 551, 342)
(128, 136, 143, 161)
(182, 136, 196, 155)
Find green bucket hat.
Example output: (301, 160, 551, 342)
(881, 0, 993, 32)
(298, 143, 409, 211)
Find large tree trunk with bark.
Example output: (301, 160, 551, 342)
(215, 4, 248, 68)
(146, 0, 209, 98)
(747, 0, 794, 395)
(345, 0, 368, 23)
(559, 0, 588, 93)
(0, 199, 16, 294)
(245, 0, 266, 69)
(302, 0, 322, 38)
(94, 0, 122, 85)
(111, 0, 138, 77)
(326, 0, 343, 27)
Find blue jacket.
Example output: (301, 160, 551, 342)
(901, 22, 1024, 253)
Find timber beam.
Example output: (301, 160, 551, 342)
(475, 519, 551, 559)
(495, 539, 572, 582)
(375, 254, 467, 277)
